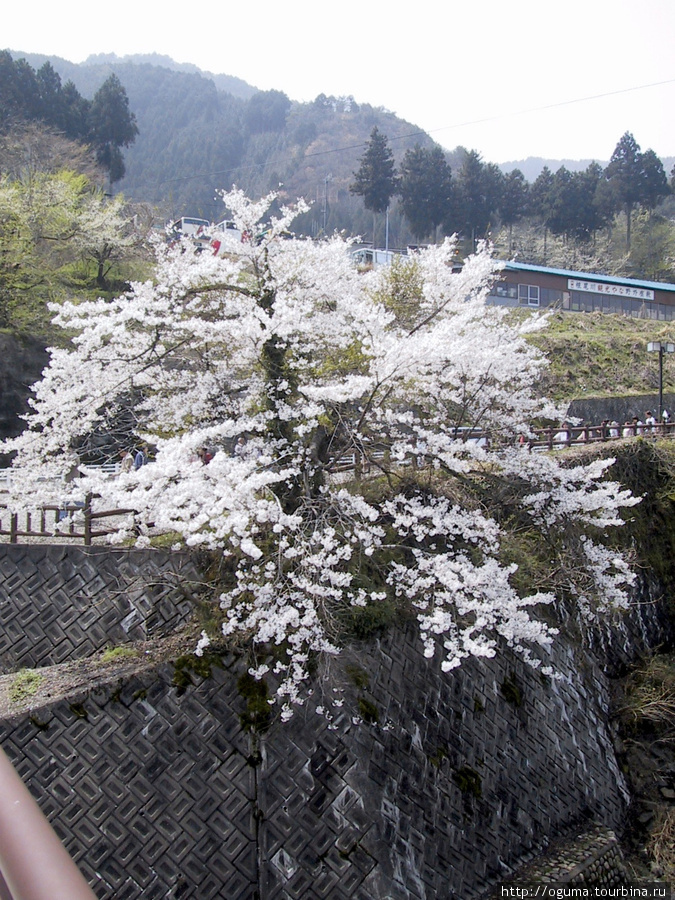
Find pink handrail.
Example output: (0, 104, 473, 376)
(0, 747, 96, 900)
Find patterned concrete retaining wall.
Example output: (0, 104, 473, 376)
(1, 545, 665, 898)
(0, 645, 629, 900)
(0, 545, 196, 671)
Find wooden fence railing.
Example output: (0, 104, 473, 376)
(526, 419, 675, 450)
(1, 422, 673, 544)
(0, 493, 133, 546)
(331, 421, 675, 467)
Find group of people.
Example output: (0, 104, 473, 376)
(612, 409, 670, 439)
(580, 410, 671, 441)
(119, 446, 149, 473)
(550, 410, 671, 447)
(117, 438, 251, 474)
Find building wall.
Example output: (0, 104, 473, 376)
(489, 269, 675, 319)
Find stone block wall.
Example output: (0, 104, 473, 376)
(491, 824, 627, 890)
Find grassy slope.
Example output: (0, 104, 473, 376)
(525, 310, 675, 401)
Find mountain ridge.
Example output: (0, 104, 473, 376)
(5, 51, 673, 249)
(12, 49, 668, 176)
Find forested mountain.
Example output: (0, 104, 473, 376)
(4, 51, 432, 244)
(84, 53, 258, 100)
(500, 157, 607, 181)
(4, 50, 675, 278)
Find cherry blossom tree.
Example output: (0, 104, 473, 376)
(71, 190, 140, 287)
(3, 190, 638, 719)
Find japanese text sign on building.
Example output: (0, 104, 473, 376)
(568, 279, 654, 301)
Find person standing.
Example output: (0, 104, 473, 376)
(134, 445, 148, 469)
(197, 447, 213, 464)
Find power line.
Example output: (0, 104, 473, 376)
(154, 76, 675, 190)
(427, 76, 675, 139)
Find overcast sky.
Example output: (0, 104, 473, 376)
(5, 0, 675, 164)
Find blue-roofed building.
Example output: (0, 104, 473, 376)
(487, 261, 675, 320)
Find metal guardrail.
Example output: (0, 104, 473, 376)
(526, 419, 675, 450)
(0, 746, 96, 900)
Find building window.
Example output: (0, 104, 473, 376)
(518, 284, 540, 307)
(495, 282, 518, 300)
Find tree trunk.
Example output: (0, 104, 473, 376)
(625, 203, 633, 249)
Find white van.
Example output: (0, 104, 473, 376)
(351, 248, 397, 268)
(210, 220, 243, 256)
(170, 217, 210, 239)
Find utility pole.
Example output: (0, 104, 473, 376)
(323, 174, 332, 235)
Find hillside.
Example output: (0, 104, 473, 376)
(527, 310, 675, 402)
(14, 51, 673, 254)
(83, 52, 259, 99)
(3, 50, 674, 288)
(7, 51, 435, 242)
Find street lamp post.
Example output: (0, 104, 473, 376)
(647, 341, 675, 426)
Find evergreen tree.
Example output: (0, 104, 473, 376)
(456, 151, 504, 249)
(350, 127, 398, 215)
(35, 63, 63, 127)
(89, 75, 139, 189)
(589, 164, 617, 237)
(530, 167, 554, 224)
(399, 144, 453, 242)
(60, 80, 91, 142)
(546, 167, 574, 238)
(605, 132, 645, 248)
(528, 166, 556, 262)
(541, 165, 611, 243)
(578, 163, 614, 241)
(0, 55, 90, 143)
(0, 52, 40, 130)
(640, 149, 670, 211)
(498, 168, 528, 254)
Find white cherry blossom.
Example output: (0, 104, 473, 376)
(2, 190, 638, 714)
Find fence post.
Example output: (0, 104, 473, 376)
(83, 494, 92, 546)
(9, 515, 17, 545)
